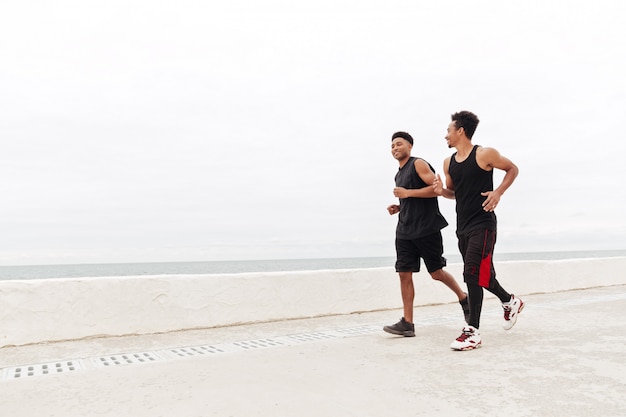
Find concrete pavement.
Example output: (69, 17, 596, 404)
(2, 285, 626, 417)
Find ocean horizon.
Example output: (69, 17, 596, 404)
(1, 249, 625, 281)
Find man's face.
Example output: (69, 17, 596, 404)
(391, 138, 412, 161)
(445, 121, 463, 148)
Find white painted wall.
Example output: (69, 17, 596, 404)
(1, 257, 625, 347)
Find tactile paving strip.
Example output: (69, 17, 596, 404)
(0, 324, 384, 383)
(2, 360, 83, 380)
(233, 338, 284, 350)
(92, 351, 166, 368)
(3, 291, 624, 383)
(169, 345, 225, 357)
(286, 332, 337, 343)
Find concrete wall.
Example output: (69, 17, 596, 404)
(1, 257, 625, 347)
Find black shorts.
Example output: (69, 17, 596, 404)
(457, 228, 497, 287)
(395, 232, 447, 273)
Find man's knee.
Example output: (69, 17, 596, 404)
(399, 271, 413, 281)
(429, 269, 445, 281)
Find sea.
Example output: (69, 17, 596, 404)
(1, 249, 625, 281)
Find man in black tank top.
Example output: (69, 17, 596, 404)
(434, 111, 524, 351)
(383, 131, 469, 338)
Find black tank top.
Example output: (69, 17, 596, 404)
(395, 157, 448, 239)
(449, 145, 497, 235)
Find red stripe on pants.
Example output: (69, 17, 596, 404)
(479, 253, 492, 287)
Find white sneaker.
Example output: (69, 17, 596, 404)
(502, 295, 524, 330)
(450, 326, 481, 351)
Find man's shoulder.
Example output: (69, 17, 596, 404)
(475, 145, 498, 156)
(413, 157, 436, 173)
(475, 145, 501, 164)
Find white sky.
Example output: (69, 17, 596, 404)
(1, 0, 625, 265)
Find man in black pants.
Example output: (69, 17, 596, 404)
(434, 111, 524, 351)
(384, 131, 469, 337)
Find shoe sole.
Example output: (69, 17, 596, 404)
(503, 300, 525, 330)
(383, 327, 415, 337)
(450, 341, 482, 351)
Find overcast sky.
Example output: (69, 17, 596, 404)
(1, 0, 625, 265)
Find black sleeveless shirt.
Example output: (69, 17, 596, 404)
(395, 157, 448, 239)
(449, 145, 497, 235)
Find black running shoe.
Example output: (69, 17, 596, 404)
(383, 317, 415, 337)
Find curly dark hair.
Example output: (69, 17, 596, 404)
(391, 131, 414, 145)
(451, 111, 480, 139)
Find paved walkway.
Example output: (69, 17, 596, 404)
(2, 285, 626, 417)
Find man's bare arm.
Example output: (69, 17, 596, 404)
(393, 159, 439, 199)
(433, 157, 455, 199)
(477, 147, 519, 212)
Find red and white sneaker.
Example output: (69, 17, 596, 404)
(502, 295, 524, 330)
(450, 326, 482, 351)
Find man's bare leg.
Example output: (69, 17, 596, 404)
(429, 269, 466, 300)
(399, 271, 415, 322)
